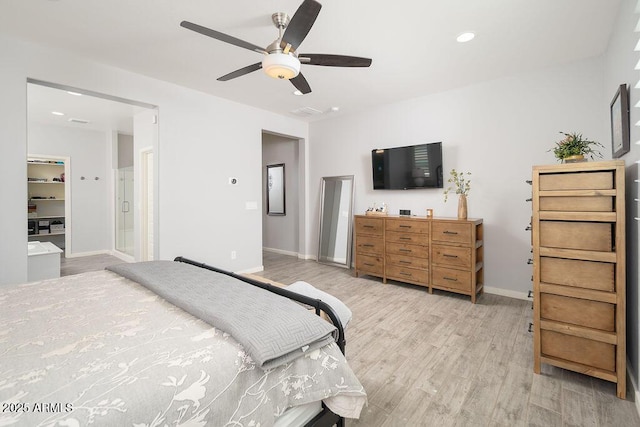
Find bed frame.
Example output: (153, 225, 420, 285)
(174, 257, 346, 427)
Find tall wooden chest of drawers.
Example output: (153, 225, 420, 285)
(354, 215, 484, 303)
(532, 160, 626, 398)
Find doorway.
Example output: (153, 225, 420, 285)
(261, 131, 305, 259)
(27, 79, 158, 262)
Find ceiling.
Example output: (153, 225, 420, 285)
(28, 83, 148, 134)
(3, 0, 622, 122)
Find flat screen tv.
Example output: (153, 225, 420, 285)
(372, 142, 443, 189)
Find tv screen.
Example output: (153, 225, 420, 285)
(372, 142, 443, 189)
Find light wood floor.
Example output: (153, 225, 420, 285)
(60, 253, 124, 277)
(61, 252, 640, 426)
(257, 252, 640, 427)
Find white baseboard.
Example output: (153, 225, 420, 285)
(65, 249, 111, 259)
(236, 265, 264, 275)
(483, 286, 531, 301)
(263, 247, 299, 257)
(109, 250, 135, 263)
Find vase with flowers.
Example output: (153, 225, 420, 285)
(550, 131, 604, 163)
(444, 169, 471, 219)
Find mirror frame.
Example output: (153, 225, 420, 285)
(317, 175, 355, 269)
(266, 163, 286, 216)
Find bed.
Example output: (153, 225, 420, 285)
(0, 257, 366, 426)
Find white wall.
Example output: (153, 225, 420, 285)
(28, 123, 111, 255)
(604, 0, 640, 402)
(0, 35, 307, 285)
(262, 133, 299, 256)
(308, 56, 608, 298)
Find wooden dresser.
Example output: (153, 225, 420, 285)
(532, 160, 626, 398)
(354, 215, 484, 303)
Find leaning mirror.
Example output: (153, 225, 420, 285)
(267, 163, 285, 215)
(318, 175, 355, 268)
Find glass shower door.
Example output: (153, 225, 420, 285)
(116, 166, 134, 256)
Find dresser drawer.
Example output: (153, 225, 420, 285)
(539, 221, 612, 252)
(541, 330, 615, 372)
(386, 230, 427, 245)
(355, 235, 383, 255)
(432, 245, 471, 269)
(539, 196, 613, 212)
(432, 266, 471, 292)
(386, 219, 429, 234)
(431, 221, 471, 244)
(386, 242, 428, 258)
(355, 217, 384, 236)
(541, 293, 615, 331)
(540, 257, 615, 292)
(356, 254, 383, 275)
(386, 264, 428, 285)
(539, 171, 613, 191)
(386, 253, 428, 270)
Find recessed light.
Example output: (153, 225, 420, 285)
(51, 111, 64, 116)
(292, 90, 303, 96)
(330, 106, 340, 112)
(67, 91, 82, 96)
(456, 32, 475, 43)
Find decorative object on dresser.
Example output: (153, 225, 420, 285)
(354, 215, 484, 303)
(549, 131, 603, 163)
(443, 169, 471, 219)
(531, 160, 626, 398)
(365, 202, 388, 216)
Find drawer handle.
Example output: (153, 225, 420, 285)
(525, 225, 532, 231)
(443, 230, 458, 235)
(525, 198, 532, 202)
(364, 263, 375, 267)
(443, 254, 458, 258)
(363, 244, 374, 247)
(400, 272, 412, 276)
(399, 249, 412, 253)
(399, 237, 411, 241)
(527, 259, 533, 265)
(443, 276, 458, 282)
(399, 225, 412, 228)
(528, 290, 533, 298)
(399, 260, 412, 265)
(363, 225, 374, 228)
(528, 322, 533, 333)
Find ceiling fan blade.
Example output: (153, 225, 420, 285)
(280, 0, 322, 52)
(180, 21, 266, 54)
(290, 73, 312, 94)
(217, 63, 262, 81)
(299, 54, 372, 67)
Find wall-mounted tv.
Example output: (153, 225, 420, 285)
(372, 142, 443, 190)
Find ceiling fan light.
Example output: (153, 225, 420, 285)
(262, 53, 300, 80)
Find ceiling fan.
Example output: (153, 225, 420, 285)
(180, 0, 372, 95)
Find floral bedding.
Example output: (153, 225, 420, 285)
(0, 269, 366, 426)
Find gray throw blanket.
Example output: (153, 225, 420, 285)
(107, 261, 336, 369)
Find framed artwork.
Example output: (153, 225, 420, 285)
(610, 83, 630, 158)
(266, 163, 285, 215)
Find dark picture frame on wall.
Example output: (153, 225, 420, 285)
(610, 83, 630, 158)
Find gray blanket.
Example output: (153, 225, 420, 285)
(107, 261, 336, 369)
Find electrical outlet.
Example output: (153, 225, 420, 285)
(231, 250, 237, 260)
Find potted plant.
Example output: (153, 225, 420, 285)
(443, 169, 471, 219)
(550, 131, 604, 163)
